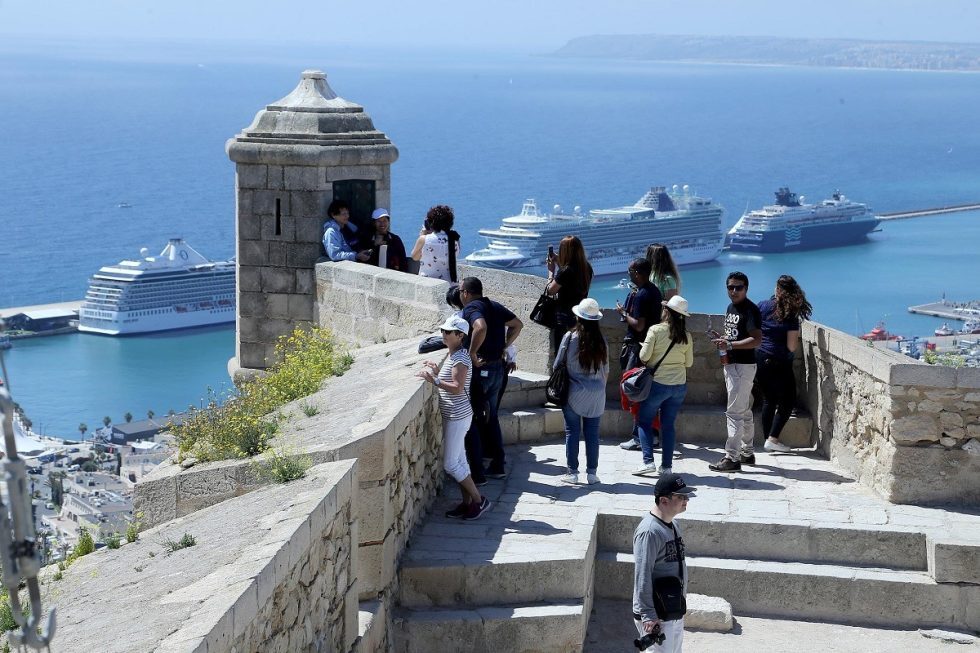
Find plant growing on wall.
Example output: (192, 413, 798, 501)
(171, 327, 352, 463)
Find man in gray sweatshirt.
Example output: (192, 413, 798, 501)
(632, 472, 695, 652)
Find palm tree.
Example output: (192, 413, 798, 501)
(78, 423, 88, 440)
(124, 412, 133, 423)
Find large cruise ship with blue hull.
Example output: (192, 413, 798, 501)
(728, 188, 880, 252)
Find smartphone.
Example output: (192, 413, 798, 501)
(547, 245, 555, 260)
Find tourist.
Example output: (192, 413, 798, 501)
(322, 200, 371, 262)
(633, 472, 695, 653)
(556, 298, 609, 485)
(546, 235, 594, 353)
(411, 204, 460, 282)
(416, 315, 491, 521)
(631, 296, 693, 476)
(646, 243, 681, 300)
(617, 259, 664, 452)
(709, 272, 763, 473)
(758, 275, 812, 453)
(459, 277, 523, 482)
(367, 208, 408, 272)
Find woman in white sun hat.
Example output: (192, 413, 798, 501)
(417, 315, 492, 521)
(631, 295, 694, 478)
(555, 298, 609, 485)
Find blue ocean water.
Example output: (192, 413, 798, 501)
(1, 40, 979, 437)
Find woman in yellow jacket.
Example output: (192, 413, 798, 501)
(631, 295, 694, 476)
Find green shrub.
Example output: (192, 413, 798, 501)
(171, 328, 351, 462)
(106, 534, 121, 549)
(255, 447, 312, 484)
(72, 529, 95, 560)
(922, 350, 966, 367)
(126, 520, 140, 544)
(164, 533, 196, 553)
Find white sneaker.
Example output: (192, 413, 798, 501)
(586, 473, 600, 485)
(764, 439, 791, 453)
(658, 466, 671, 475)
(632, 462, 658, 476)
(560, 472, 580, 485)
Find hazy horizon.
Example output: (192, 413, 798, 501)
(1, 0, 979, 51)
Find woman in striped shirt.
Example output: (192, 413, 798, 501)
(417, 315, 492, 521)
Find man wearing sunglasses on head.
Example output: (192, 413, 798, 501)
(709, 271, 762, 473)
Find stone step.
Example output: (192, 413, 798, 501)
(596, 511, 928, 571)
(351, 600, 386, 653)
(499, 370, 549, 409)
(500, 402, 812, 449)
(596, 552, 979, 631)
(392, 602, 588, 653)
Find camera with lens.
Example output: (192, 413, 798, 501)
(634, 623, 665, 649)
(423, 216, 433, 232)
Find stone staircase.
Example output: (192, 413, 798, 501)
(391, 371, 980, 652)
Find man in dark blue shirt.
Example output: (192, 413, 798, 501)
(617, 259, 663, 451)
(460, 277, 523, 482)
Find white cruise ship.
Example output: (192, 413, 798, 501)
(79, 239, 235, 335)
(465, 185, 725, 276)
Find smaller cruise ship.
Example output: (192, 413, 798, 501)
(728, 188, 880, 252)
(79, 239, 235, 335)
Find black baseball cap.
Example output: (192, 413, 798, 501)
(654, 473, 696, 498)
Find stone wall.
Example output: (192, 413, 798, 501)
(802, 321, 980, 506)
(45, 460, 358, 653)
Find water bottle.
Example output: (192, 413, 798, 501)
(707, 324, 729, 366)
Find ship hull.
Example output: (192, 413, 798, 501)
(79, 306, 235, 335)
(728, 219, 879, 253)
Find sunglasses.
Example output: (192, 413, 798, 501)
(440, 329, 462, 335)
(727, 284, 745, 291)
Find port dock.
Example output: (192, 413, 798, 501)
(908, 300, 980, 321)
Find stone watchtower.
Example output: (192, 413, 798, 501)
(227, 70, 398, 374)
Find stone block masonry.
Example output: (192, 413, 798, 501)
(228, 70, 398, 372)
(803, 321, 980, 506)
(45, 460, 358, 653)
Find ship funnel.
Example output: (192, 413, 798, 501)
(553, 204, 562, 213)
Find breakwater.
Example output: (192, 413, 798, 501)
(879, 203, 980, 220)
(908, 300, 980, 321)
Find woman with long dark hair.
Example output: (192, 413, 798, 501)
(645, 243, 680, 300)
(758, 275, 812, 453)
(412, 205, 461, 282)
(555, 298, 608, 485)
(631, 296, 694, 476)
(546, 235, 594, 353)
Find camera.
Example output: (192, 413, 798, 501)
(424, 216, 433, 232)
(634, 624, 666, 649)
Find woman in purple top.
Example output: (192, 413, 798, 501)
(757, 275, 812, 453)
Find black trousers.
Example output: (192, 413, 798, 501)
(755, 351, 796, 440)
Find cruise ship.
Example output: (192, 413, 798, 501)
(79, 239, 235, 335)
(727, 188, 880, 252)
(465, 185, 726, 276)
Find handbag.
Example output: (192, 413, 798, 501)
(529, 288, 558, 329)
(621, 340, 676, 403)
(418, 333, 447, 354)
(545, 333, 571, 406)
(652, 523, 687, 621)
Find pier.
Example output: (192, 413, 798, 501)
(0, 300, 83, 319)
(908, 299, 980, 321)
(879, 202, 980, 221)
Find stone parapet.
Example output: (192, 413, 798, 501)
(46, 460, 357, 653)
(802, 321, 980, 506)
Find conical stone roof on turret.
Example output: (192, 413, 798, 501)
(227, 69, 398, 166)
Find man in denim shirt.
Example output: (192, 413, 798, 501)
(323, 200, 370, 262)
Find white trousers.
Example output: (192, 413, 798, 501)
(443, 415, 472, 482)
(723, 363, 757, 459)
(633, 618, 684, 653)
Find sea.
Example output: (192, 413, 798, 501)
(1, 38, 979, 439)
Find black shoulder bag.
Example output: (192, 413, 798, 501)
(652, 522, 687, 621)
(545, 333, 571, 406)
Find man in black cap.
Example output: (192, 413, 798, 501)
(632, 472, 694, 652)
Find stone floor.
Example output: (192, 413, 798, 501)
(584, 600, 977, 652)
(418, 438, 980, 552)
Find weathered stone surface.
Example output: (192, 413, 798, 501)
(890, 414, 940, 444)
(928, 537, 980, 584)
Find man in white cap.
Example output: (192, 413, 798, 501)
(368, 207, 408, 272)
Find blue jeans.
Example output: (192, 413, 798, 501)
(465, 360, 506, 479)
(636, 381, 687, 468)
(562, 404, 601, 474)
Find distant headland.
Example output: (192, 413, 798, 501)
(553, 34, 980, 72)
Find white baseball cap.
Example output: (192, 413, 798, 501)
(440, 315, 470, 335)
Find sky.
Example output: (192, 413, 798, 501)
(1, 0, 979, 50)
